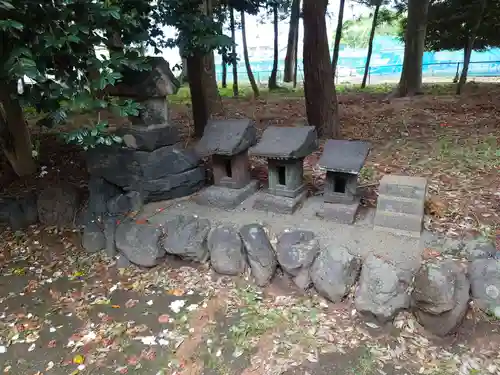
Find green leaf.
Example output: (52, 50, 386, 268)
(0, 19, 24, 31)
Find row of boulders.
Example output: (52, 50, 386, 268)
(100, 213, 499, 337)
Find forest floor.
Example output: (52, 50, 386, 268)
(0, 82, 499, 374)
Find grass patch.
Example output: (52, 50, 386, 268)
(347, 348, 377, 375)
(436, 134, 499, 169)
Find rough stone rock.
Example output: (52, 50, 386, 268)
(250, 126, 318, 159)
(115, 220, 165, 267)
(86, 145, 204, 202)
(276, 230, 320, 289)
(107, 191, 143, 216)
(239, 224, 277, 287)
(37, 184, 80, 227)
(0, 194, 39, 230)
(412, 260, 470, 336)
(116, 253, 131, 269)
(196, 119, 257, 156)
(208, 226, 246, 275)
(162, 215, 211, 262)
(115, 124, 179, 152)
(469, 258, 500, 314)
(354, 255, 412, 322)
(464, 238, 496, 261)
(87, 176, 122, 217)
(81, 220, 106, 253)
(103, 216, 118, 257)
(310, 246, 361, 302)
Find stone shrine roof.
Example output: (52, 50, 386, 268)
(105, 57, 180, 99)
(196, 119, 257, 156)
(250, 126, 318, 159)
(318, 139, 371, 174)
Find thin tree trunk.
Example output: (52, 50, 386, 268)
(284, 0, 300, 82)
(268, 3, 279, 90)
(241, 11, 260, 98)
(230, 6, 239, 97)
(457, 0, 487, 95)
(222, 56, 227, 88)
(331, 0, 346, 78)
(181, 57, 189, 83)
(396, 0, 430, 97)
(303, 0, 340, 138)
(0, 81, 36, 177)
(361, 3, 381, 88)
(293, 23, 299, 88)
(186, 54, 209, 138)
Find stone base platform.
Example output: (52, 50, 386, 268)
(252, 190, 308, 214)
(193, 180, 259, 209)
(313, 198, 361, 224)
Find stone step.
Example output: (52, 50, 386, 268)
(379, 175, 427, 200)
(373, 211, 423, 237)
(377, 194, 425, 216)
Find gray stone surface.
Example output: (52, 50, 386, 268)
(208, 226, 247, 275)
(37, 184, 80, 227)
(103, 216, 118, 257)
(250, 126, 318, 159)
(115, 221, 165, 267)
(162, 215, 211, 262)
(81, 220, 106, 253)
(116, 253, 132, 269)
(240, 224, 277, 287)
(469, 258, 500, 314)
(115, 124, 180, 152)
(267, 158, 305, 198)
(88, 176, 123, 217)
(315, 199, 360, 224)
(464, 239, 496, 260)
(354, 255, 412, 322)
(378, 175, 428, 200)
(194, 180, 259, 209)
(412, 260, 470, 336)
(196, 119, 257, 156)
(318, 139, 370, 174)
(376, 195, 425, 216)
(374, 211, 423, 237)
(253, 190, 308, 214)
(276, 230, 320, 289)
(107, 191, 143, 216)
(310, 246, 361, 302)
(0, 193, 38, 230)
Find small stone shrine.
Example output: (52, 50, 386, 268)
(250, 126, 318, 214)
(194, 119, 259, 209)
(315, 139, 370, 224)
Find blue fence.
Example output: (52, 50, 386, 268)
(215, 60, 500, 85)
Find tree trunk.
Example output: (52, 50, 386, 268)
(241, 11, 260, 98)
(457, 0, 487, 95)
(361, 3, 381, 88)
(331, 0, 346, 79)
(230, 6, 239, 97)
(186, 54, 209, 138)
(0, 81, 36, 177)
(222, 56, 227, 88)
(293, 23, 299, 88)
(268, 3, 280, 90)
(303, 0, 340, 138)
(181, 57, 189, 83)
(202, 54, 222, 113)
(284, 0, 301, 83)
(396, 0, 430, 97)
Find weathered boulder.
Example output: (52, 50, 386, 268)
(115, 220, 165, 267)
(162, 215, 211, 262)
(208, 226, 246, 275)
(0, 193, 38, 230)
(107, 191, 143, 216)
(115, 124, 179, 152)
(37, 184, 80, 227)
(276, 230, 320, 289)
(240, 224, 277, 287)
(464, 238, 496, 261)
(355, 255, 412, 322)
(311, 246, 361, 302)
(103, 216, 118, 257)
(87, 176, 122, 217)
(469, 258, 500, 315)
(412, 260, 470, 336)
(81, 219, 106, 253)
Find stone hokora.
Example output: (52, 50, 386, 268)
(250, 126, 318, 214)
(194, 119, 259, 209)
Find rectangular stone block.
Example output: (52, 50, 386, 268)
(194, 180, 259, 209)
(377, 194, 424, 216)
(212, 152, 251, 189)
(374, 211, 422, 237)
(253, 190, 308, 214)
(316, 199, 360, 224)
(323, 171, 358, 204)
(268, 158, 304, 198)
(379, 175, 427, 200)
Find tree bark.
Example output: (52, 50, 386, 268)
(284, 0, 301, 83)
(303, 0, 340, 138)
(361, 3, 381, 88)
(181, 57, 189, 83)
(0, 81, 36, 177)
(241, 11, 260, 98)
(457, 0, 487, 95)
(268, 3, 280, 90)
(293, 22, 299, 88)
(230, 6, 239, 97)
(331, 0, 346, 79)
(186, 54, 209, 138)
(222, 56, 227, 88)
(396, 0, 430, 97)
